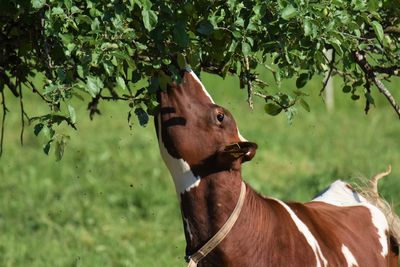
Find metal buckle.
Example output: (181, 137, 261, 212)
(184, 255, 191, 263)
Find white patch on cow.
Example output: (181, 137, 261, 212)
(313, 180, 389, 257)
(237, 127, 248, 142)
(183, 217, 194, 241)
(157, 116, 201, 196)
(364, 203, 389, 257)
(341, 244, 359, 267)
(312, 180, 367, 206)
(187, 71, 215, 104)
(273, 199, 328, 267)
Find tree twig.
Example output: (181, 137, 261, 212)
(384, 26, 400, 35)
(0, 72, 19, 97)
(0, 90, 7, 157)
(364, 76, 372, 115)
(253, 91, 297, 110)
(354, 51, 400, 118)
(253, 92, 273, 101)
(244, 57, 253, 109)
(99, 94, 131, 101)
(18, 80, 25, 145)
(26, 81, 52, 104)
(320, 49, 335, 95)
(87, 96, 101, 120)
(373, 66, 400, 76)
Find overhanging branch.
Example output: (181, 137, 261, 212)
(353, 51, 400, 118)
(373, 66, 400, 76)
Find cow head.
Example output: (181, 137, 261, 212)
(155, 69, 257, 194)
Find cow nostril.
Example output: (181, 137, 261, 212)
(217, 113, 224, 122)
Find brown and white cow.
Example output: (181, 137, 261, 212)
(155, 69, 399, 267)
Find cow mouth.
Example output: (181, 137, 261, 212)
(223, 142, 258, 159)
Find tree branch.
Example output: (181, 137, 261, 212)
(384, 26, 400, 35)
(26, 81, 52, 104)
(253, 92, 297, 110)
(373, 66, 400, 76)
(87, 96, 101, 120)
(244, 57, 253, 109)
(320, 49, 336, 95)
(18, 80, 25, 145)
(99, 94, 131, 101)
(364, 76, 372, 115)
(0, 72, 19, 97)
(353, 51, 400, 118)
(253, 92, 273, 101)
(0, 90, 7, 157)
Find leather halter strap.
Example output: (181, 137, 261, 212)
(186, 181, 247, 267)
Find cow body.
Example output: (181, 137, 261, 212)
(155, 70, 399, 266)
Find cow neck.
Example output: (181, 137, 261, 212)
(179, 168, 244, 254)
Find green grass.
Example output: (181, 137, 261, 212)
(0, 73, 399, 266)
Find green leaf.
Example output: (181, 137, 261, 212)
(371, 21, 384, 42)
(197, 21, 214, 35)
(148, 76, 160, 93)
(158, 72, 172, 91)
(34, 123, 44, 136)
(232, 30, 242, 39)
(52, 7, 64, 16)
(43, 141, 51, 155)
(296, 73, 310, 88)
(241, 42, 251, 56)
(173, 21, 189, 47)
(264, 103, 282, 116)
(102, 62, 114, 76)
(64, 0, 72, 9)
(299, 98, 310, 112)
(32, 0, 46, 9)
(365, 92, 375, 105)
(142, 9, 158, 31)
(68, 105, 76, 124)
(367, 0, 380, 12)
(77, 65, 85, 78)
(342, 85, 351, 93)
(43, 126, 55, 139)
(91, 18, 100, 31)
(71, 6, 81, 14)
(281, 5, 297, 20)
(286, 107, 297, 124)
(329, 38, 343, 56)
(177, 53, 186, 69)
(303, 20, 312, 36)
(135, 107, 149, 126)
(55, 137, 67, 161)
(139, 0, 152, 10)
(86, 76, 103, 97)
(116, 76, 127, 91)
(234, 17, 244, 27)
(293, 90, 308, 97)
(228, 40, 238, 53)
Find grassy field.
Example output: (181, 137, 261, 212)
(0, 72, 399, 266)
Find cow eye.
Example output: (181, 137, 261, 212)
(216, 113, 224, 122)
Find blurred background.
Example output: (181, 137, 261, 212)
(0, 72, 399, 266)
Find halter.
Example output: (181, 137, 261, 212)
(185, 181, 247, 267)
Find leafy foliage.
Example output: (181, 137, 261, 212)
(1, 0, 400, 158)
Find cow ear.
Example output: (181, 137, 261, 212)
(182, 70, 215, 103)
(218, 142, 257, 165)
